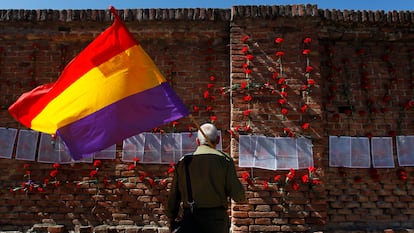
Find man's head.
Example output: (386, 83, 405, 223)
(197, 123, 219, 147)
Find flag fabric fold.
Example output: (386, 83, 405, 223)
(9, 6, 189, 160)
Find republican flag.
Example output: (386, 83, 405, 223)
(8, 6, 189, 160)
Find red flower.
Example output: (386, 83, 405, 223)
(167, 166, 175, 174)
(193, 105, 199, 113)
(244, 69, 252, 74)
(24, 163, 30, 169)
(241, 46, 249, 54)
(207, 83, 214, 89)
(243, 95, 253, 102)
(241, 171, 254, 186)
(52, 163, 60, 169)
(241, 35, 249, 43)
(308, 166, 316, 173)
(133, 157, 140, 163)
(172, 121, 179, 127)
(302, 123, 310, 130)
(49, 170, 58, 177)
(128, 164, 136, 171)
(281, 108, 289, 115)
(90, 170, 98, 178)
(245, 54, 254, 61)
(305, 66, 314, 73)
(209, 75, 216, 81)
(278, 98, 287, 105)
(397, 168, 408, 181)
(286, 168, 295, 180)
(275, 37, 284, 44)
(302, 49, 311, 55)
(406, 100, 414, 110)
(277, 78, 285, 85)
(272, 72, 279, 80)
(312, 179, 321, 185)
(93, 160, 102, 168)
(307, 79, 315, 86)
(241, 81, 247, 89)
(203, 90, 210, 99)
(275, 51, 284, 57)
(292, 181, 299, 190)
(280, 91, 288, 97)
(274, 175, 281, 182)
(300, 104, 308, 113)
(243, 109, 252, 116)
(244, 125, 251, 132)
(301, 174, 309, 183)
(103, 178, 109, 186)
(210, 115, 217, 122)
(303, 37, 312, 44)
(263, 180, 268, 189)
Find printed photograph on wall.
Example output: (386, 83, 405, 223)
(122, 133, 145, 162)
(239, 135, 256, 168)
(142, 133, 162, 163)
(396, 136, 414, 166)
(276, 137, 298, 170)
(254, 136, 276, 170)
(15, 130, 39, 161)
(161, 133, 181, 163)
(371, 137, 394, 168)
(0, 127, 17, 159)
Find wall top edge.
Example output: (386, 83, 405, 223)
(0, 5, 412, 23)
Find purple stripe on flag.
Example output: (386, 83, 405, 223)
(57, 82, 188, 160)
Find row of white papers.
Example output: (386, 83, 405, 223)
(0, 127, 222, 164)
(238, 135, 314, 170)
(329, 136, 414, 168)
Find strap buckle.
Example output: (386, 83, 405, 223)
(187, 200, 195, 213)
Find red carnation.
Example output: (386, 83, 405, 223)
(275, 51, 284, 57)
(275, 37, 284, 44)
(93, 160, 102, 168)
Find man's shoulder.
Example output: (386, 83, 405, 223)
(195, 151, 233, 162)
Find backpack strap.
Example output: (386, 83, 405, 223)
(183, 155, 195, 213)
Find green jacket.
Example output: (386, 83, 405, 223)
(165, 145, 246, 219)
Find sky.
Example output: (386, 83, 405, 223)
(0, 0, 413, 12)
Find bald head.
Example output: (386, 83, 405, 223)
(197, 123, 218, 146)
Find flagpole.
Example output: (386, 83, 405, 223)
(189, 114, 215, 148)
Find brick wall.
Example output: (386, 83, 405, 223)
(0, 5, 413, 232)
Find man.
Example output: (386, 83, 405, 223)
(165, 123, 246, 233)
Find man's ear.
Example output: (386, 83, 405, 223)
(196, 138, 201, 146)
(215, 136, 220, 145)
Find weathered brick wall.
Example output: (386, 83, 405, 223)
(0, 5, 413, 233)
(0, 8, 232, 232)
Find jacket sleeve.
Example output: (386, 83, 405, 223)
(165, 164, 181, 219)
(226, 158, 246, 203)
